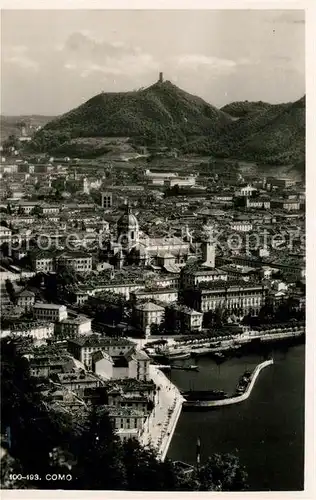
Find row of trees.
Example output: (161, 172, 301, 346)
(1, 338, 248, 491)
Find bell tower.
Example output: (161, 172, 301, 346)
(201, 224, 216, 268)
(159, 72, 163, 83)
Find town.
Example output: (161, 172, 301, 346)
(0, 7, 306, 490)
(0, 111, 305, 478)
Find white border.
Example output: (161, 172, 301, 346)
(0, 1, 314, 500)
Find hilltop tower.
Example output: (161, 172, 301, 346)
(159, 72, 163, 83)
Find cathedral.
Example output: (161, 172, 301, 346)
(105, 203, 196, 271)
(104, 203, 223, 282)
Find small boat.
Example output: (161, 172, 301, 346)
(213, 351, 225, 359)
(167, 352, 191, 361)
(171, 364, 199, 371)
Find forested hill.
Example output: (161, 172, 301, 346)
(186, 96, 305, 165)
(30, 80, 232, 151)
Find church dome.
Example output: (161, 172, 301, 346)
(117, 204, 139, 233)
(117, 203, 139, 249)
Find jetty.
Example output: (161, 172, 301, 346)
(183, 359, 273, 409)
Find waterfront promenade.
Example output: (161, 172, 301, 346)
(140, 364, 184, 461)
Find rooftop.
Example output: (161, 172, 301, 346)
(134, 301, 165, 312)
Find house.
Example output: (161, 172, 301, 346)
(55, 371, 103, 397)
(0, 226, 12, 244)
(133, 302, 165, 336)
(1, 321, 54, 343)
(92, 348, 150, 381)
(165, 303, 203, 333)
(40, 204, 60, 215)
(67, 336, 135, 370)
(16, 289, 35, 310)
(18, 201, 39, 214)
(59, 252, 93, 273)
(105, 405, 148, 442)
(33, 303, 68, 322)
(55, 315, 92, 338)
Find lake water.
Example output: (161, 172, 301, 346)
(167, 343, 305, 491)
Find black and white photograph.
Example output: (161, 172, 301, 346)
(0, 3, 310, 495)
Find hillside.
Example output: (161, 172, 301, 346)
(220, 100, 273, 118)
(28, 82, 305, 165)
(30, 80, 232, 153)
(186, 96, 305, 165)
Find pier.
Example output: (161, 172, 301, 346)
(183, 359, 274, 409)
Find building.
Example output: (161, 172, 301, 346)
(164, 175, 196, 188)
(246, 197, 271, 209)
(130, 287, 178, 304)
(16, 289, 35, 310)
(105, 202, 192, 268)
(67, 336, 135, 370)
(184, 281, 268, 316)
(181, 225, 227, 288)
(266, 177, 297, 189)
(59, 252, 93, 273)
(92, 348, 150, 381)
(230, 220, 253, 232)
(56, 315, 92, 338)
(0, 226, 12, 244)
(133, 302, 165, 336)
(40, 204, 60, 215)
(1, 321, 54, 343)
(106, 406, 148, 442)
(144, 169, 177, 186)
(235, 184, 258, 197)
(17, 201, 39, 214)
(165, 303, 203, 333)
(101, 192, 113, 209)
(271, 199, 301, 211)
(33, 303, 68, 322)
(55, 371, 103, 397)
(33, 254, 55, 272)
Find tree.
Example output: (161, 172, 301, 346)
(198, 453, 248, 491)
(72, 407, 127, 490)
(0, 338, 74, 485)
(122, 438, 175, 490)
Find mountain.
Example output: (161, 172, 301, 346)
(30, 80, 232, 153)
(28, 81, 305, 166)
(186, 96, 305, 165)
(220, 100, 275, 118)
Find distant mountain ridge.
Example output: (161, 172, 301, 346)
(25, 80, 305, 165)
(220, 100, 273, 118)
(187, 96, 305, 165)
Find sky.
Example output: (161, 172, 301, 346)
(1, 9, 305, 116)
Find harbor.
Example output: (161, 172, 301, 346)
(167, 344, 305, 491)
(182, 359, 274, 409)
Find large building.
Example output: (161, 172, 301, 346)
(105, 202, 193, 269)
(67, 336, 135, 370)
(33, 303, 68, 322)
(184, 280, 268, 316)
